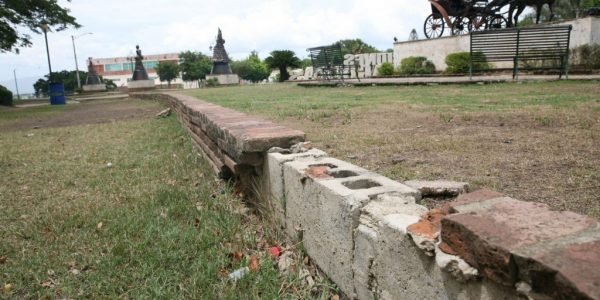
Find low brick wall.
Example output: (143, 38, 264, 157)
(136, 92, 600, 300)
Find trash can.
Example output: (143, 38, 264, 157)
(49, 83, 66, 105)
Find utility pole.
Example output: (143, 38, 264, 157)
(13, 69, 21, 100)
(71, 33, 93, 89)
(40, 22, 52, 81)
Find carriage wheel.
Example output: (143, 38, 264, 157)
(487, 15, 508, 30)
(451, 17, 470, 36)
(424, 13, 445, 39)
(468, 14, 487, 32)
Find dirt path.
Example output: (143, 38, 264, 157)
(1, 98, 164, 131)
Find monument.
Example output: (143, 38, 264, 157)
(206, 29, 239, 85)
(128, 45, 155, 90)
(82, 57, 106, 92)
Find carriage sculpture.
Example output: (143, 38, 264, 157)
(424, 0, 511, 38)
(423, 0, 556, 39)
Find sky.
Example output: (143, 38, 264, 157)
(0, 0, 430, 93)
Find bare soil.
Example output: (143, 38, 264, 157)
(0, 98, 163, 131)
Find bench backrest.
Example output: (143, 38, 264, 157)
(308, 44, 345, 68)
(470, 25, 572, 62)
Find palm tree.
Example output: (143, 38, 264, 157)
(265, 50, 301, 82)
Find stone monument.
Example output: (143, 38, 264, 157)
(206, 29, 239, 85)
(128, 45, 155, 90)
(82, 57, 106, 92)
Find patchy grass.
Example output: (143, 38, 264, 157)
(185, 81, 600, 219)
(0, 100, 337, 299)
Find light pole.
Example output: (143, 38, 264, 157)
(13, 69, 21, 100)
(71, 32, 93, 89)
(40, 21, 52, 82)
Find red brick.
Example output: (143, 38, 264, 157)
(449, 188, 504, 213)
(441, 198, 597, 287)
(515, 240, 600, 299)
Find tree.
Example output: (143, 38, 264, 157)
(231, 51, 270, 83)
(33, 70, 88, 96)
(336, 39, 379, 56)
(1, 0, 80, 53)
(155, 61, 180, 88)
(179, 51, 212, 86)
(265, 50, 301, 82)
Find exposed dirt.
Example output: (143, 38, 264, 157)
(1, 98, 163, 131)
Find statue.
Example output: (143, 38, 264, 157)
(85, 57, 102, 85)
(210, 28, 233, 75)
(132, 45, 150, 81)
(409, 29, 419, 41)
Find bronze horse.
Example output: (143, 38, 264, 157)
(508, 0, 556, 27)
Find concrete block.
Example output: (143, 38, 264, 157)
(404, 180, 469, 197)
(262, 148, 327, 229)
(283, 157, 420, 297)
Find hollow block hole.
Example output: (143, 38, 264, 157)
(342, 179, 382, 190)
(328, 169, 359, 178)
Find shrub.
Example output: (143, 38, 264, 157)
(399, 56, 436, 75)
(0, 84, 13, 106)
(571, 44, 600, 69)
(445, 52, 490, 74)
(377, 62, 395, 76)
(206, 77, 220, 87)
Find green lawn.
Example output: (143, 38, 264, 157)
(0, 100, 335, 299)
(185, 81, 600, 219)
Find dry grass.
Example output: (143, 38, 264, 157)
(186, 81, 600, 219)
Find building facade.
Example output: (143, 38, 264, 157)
(90, 53, 184, 88)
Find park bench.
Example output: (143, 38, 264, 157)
(307, 44, 352, 81)
(469, 25, 572, 79)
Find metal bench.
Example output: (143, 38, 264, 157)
(469, 25, 572, 79)
(307, 44, 352, 81)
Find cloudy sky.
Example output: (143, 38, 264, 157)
(0, 0, 430, 93)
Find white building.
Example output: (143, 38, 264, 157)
(90, 53, 185, 88)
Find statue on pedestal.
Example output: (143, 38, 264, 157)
(132, 45, 150, 81)
(85, 57, 102, 85)
(211, 29, 233, 75)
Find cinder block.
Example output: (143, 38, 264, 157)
(262, 149, 327, 229)
(283, 157, 420, 297)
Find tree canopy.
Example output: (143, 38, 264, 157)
(265, 50, 301, 82)
(231, 51, 270, 83)
(178, 51, 212, 84)
(155, 61, 180, 88)
(1, 0, 80, 53)
(336, 39, 379, 56)
(33, 70, 88, 96)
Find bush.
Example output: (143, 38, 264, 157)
(377, 62, 395, 76)
(571, 44, 600, 69)
(399, 56, 436, 75)
(206, 77, 220, 87)
(0, 84, 13, 106)
(445, 52, 490, 74)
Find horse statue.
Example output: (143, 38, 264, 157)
(508, 0, 556, 27)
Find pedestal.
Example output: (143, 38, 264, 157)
(206, 74, 240, 85)
(82, 84, 107, 92)
(128, 80, 155, 91)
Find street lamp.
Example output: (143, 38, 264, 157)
(71, 32, 93, 89)
(40, 21, 52, 81)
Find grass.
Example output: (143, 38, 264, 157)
(0, 100, 337, 299)
(184, 81, 600, 219)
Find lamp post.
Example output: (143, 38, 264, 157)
(71, 32, 93, 89)
(40, 22, 52, 82)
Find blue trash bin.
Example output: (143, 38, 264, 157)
(49, 83, 66, 105)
